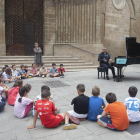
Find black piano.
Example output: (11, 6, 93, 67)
(111, 37, 140, 82)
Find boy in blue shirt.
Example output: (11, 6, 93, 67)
(87, 86, 106, 121)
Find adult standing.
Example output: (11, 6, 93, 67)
(98, 47, 117, 80)
(34, 43, 43, 69)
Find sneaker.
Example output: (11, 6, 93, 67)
(42, 75, 45, 78)
(106, 76, 110, 80)
(69, 115, 80, 125)
(59, 74, 62, 78)
(51, 75, 54, 78)
(63, 124, 77, 130)
(62, 74, 65, 78)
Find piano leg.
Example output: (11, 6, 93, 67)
(114, 66, 123, 82)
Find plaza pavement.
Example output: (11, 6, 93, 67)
(1, 65, 140, 140)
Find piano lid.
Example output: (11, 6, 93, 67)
(126, 37, 140, 57)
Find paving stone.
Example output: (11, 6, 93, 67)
(0, 131, 16, 140)
(75, 134, 100, 140)
(46, 133, 69, 140)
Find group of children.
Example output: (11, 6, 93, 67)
(0, 75, 139, 131)
(1, 63, 65, 83)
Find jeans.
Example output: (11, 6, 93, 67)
(100, 63, 115, 76)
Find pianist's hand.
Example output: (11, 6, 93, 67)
(103, 58, 107, 62)
(109, 59, 112, 62)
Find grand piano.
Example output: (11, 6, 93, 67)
(111, 37, 140, 82)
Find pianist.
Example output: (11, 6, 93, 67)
(98, 47, 117, 80)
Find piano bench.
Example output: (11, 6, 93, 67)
(97, 67, 106, 79)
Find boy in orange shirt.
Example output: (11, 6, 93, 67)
(97, 93, 129, 131)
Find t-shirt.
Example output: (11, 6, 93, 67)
(11, 69, 18, 78)
(35, 99, 56, 126)
(124, 97, 140, 122)
(18, 69, 26, 76)
(72, 94, 89, 114)
(8, 86, 20, 105)
(2, 72, 8, 79)
(49, 67, 57, 75)
(58, 68, 65, 72)
(14, 94, 32, 118)
(105, 102, 129, 130)
(32, 93, 53, 118)
(30, 68, 37, 74)
(87, 96, 104, 121)
(40, 67, 47, 72)
(0, 86, 4, 95)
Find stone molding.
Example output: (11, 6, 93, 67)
(112, 0, 126, 10)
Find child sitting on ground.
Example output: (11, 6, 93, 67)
(0, 74, 9, 89)
(32, 85, 54, 118)
(39, 63, 48, 78)
(124, 86, 140, 122)
(24, 66, 30, 78)
(1, 66, 6, 74)
(68, 84, 89, 124)
(49, 63, 59, 78)
(58, 64, 65, 78)
(30, 63, 39, 77)
(3, 69, 15, 83)
(11, 65, 21, 79)
(97, 93, 129, 131)
(27, 89, 77, 130)
(14, 86, 34, 118)
(0, 95, 6, 112)
(87, 86, 106, 121)
(18, 65, 28, 79)
(8, 80, 23, 106)
(0, 79, 9, 100)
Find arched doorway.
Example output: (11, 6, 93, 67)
(5, 0, 44, 56)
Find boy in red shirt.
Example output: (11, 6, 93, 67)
(97, 93, 129, 131)
(58, 64, 65, 78)
(27, 89, 77, 130)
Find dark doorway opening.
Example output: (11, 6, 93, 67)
(5, 0, 44, 56)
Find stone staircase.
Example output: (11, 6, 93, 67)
(0, 56, 97, 72)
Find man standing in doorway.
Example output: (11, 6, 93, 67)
(98, 47, 117, 80)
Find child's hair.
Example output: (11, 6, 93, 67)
(32, 63, 35, 67)
(5, 65, 8, 68)
(41, 89, 51, 98)
(12, 65, 15, 69)
(18, 86, 29, 103)
(6, 68, 12, 75)
(52, 63, 56, 66)
(24, 84, 31, 91)
(60, 64, 63, 66)
(41, 63, 44, 67)
(0, 79, 2, 83)
(77, 84, 85, 93)
(13, 80, 23, 88)
(41, 85, 50, 92)
(129, 86, 138, 97)
(106, 93, 117, 103)
(0, 74, 3, 78)
(20, 65, 24, 68)
(24, 65, 28, 68)
(92, 86, 100, 96)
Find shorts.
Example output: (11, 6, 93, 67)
(44, 115, 63, 128)
(68, 110, 87, 118)
(1, 96, 6, 102)
(98, 117, 118, 131)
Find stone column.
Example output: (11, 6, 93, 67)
(0, 0, 6, 56)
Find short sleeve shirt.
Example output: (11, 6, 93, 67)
(30, 68, 37, 74)
(58, 68, 65, 72)
(35, 100, 56, 125)
(49, 67, 57, 75)
(2, 72, 8, 79)
(72, 94, 89, 114)
(40, 67, 47, 72)
(124, 97, 140, 122)
(87, 96, 104, 121)
(0, 86, 4, 95)
(11, 69, 18, 78)
(18, 69, 26, 76)
(105, 102, 129, 130)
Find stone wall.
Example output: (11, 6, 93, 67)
(0, 0, 6, 56)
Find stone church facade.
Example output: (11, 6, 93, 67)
(0, 0, 140, 63)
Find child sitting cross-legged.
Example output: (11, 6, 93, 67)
(58, 64, 65, 78)
(30, 63, 39, 77)
(87, 86, 106, 121)
(49, 63, 59, 78)
(124, 86, 140, 122)
(18, 65, 28, 79)
(68, 84, 89, 124)
(97, 93, 129, 131)
(32, 85, 54, 118)
(14, 85, 34, 118)
(3, 68, 15, 83)
(24, 66, 30, 78)
(8, 80, 23, 106)
(27, 89, 77, 130)
(39, 63, 48, 78)
(11, 65, 21, 80)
